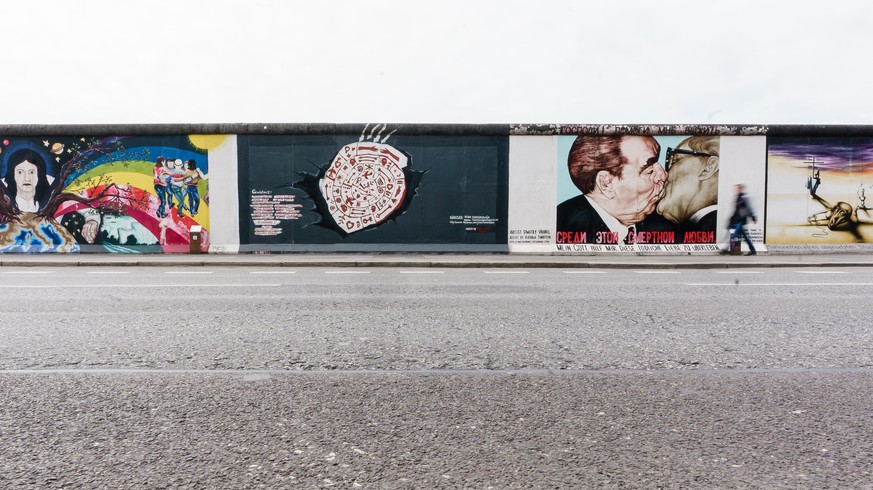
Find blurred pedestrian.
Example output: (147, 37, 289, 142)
(723, 183, 757, 255)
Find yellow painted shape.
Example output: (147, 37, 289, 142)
(189, 135, 228, 151)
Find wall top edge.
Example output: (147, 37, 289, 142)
(0, 123, 872, 136)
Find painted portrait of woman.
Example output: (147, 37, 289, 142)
(3, 148, 54, 213)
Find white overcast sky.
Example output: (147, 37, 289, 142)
(2, 0, 871, 125)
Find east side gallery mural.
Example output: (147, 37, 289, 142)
(767, 136, 873, 244)
(238, 124, 508, 250)
(0, 135, 213, 253)
(556, 134, 721, 250)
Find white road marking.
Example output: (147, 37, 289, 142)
(399, 270, 445, 274)
(712, 271, 763, 274)
(87, 271, 132, 274)
(0, 284, 283, 288)
(325, 271, 371, 274)
(249, 271, 298, 274)
(1, 270, 53, 274)
(482, 270, 529, 274)
(687, 283, 873, 287)
(794, 270, 849, 274)
(562, 271, 607, 274)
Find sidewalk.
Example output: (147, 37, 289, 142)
(1, 253, 872, 268)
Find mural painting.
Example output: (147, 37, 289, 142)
(238, 125, 508, 250)
(767, 137, 873, 244)
(0, 136, 211, 253)
(555, 134, 721, 252)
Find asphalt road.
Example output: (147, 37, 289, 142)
(2, 266, 872, 488)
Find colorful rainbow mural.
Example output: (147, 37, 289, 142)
(0, 136, 211, 253)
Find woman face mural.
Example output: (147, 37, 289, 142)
(4, 149, 51, 213)
(15, 161, 38, 200)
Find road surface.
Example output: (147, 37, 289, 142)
(1, 266, 871, 488)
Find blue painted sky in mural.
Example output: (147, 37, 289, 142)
(0, 137, 207, 186)
(1, 1, 871, 125)
(76, 146, 208, 181)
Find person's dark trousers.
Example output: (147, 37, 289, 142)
(732, 222, 756, 254)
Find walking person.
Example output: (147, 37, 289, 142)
(723, 183, 757, 255)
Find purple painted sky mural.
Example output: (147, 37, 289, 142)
(768, 137, 873, 172)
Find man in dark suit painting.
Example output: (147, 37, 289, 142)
(655, 135, 720, 243)
(556, 135, 667, 245)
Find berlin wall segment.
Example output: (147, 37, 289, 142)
(0, 124, 871, 254)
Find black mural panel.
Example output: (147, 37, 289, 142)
(238, 129, 508, 247)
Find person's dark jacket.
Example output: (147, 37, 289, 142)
(730, 192, 756, 226)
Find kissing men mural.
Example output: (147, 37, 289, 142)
(0, 135, 210, 253)
(555, 134, 721, 251)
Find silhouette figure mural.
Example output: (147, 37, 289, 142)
(767, 137, 873, 244)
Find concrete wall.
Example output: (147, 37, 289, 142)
(0, 124, 870, 254)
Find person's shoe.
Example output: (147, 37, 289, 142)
(745, 251, 757, 256)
